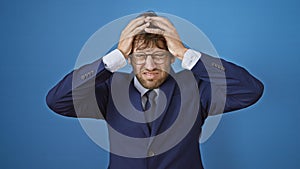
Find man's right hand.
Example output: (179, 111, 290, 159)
(118, 16, 150, 59)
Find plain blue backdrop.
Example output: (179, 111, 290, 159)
(1, 0, 299, 168)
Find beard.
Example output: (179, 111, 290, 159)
(136, 69, 169, 89)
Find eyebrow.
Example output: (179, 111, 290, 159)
(134, 51, 167, 53)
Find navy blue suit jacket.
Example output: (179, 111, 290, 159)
(46, 52, 263, 169)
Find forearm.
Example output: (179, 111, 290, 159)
(189, 51, 264, 115)
(46, 49, 127, 118)
(46, 58, 112, 118)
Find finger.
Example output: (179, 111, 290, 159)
(145, 16, 151, 23)
(144, 28, 165, 35)
(127, 16, 145, 27)
(130, 22, 150, 36)
(148, 17, 180, 40)
(144, 27, 181, 42)
(149, 20, 170, 31)
(120, 22, 150, 41)
(148, 17, 177, 37)
(149, 16, 174, 27)
(124, 17, 146, 34)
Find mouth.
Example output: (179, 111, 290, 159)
(142, 71, 160, 79)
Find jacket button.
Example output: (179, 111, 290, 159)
(148, 151, 155, 157)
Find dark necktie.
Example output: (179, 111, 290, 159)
(143, 90, 157, 130)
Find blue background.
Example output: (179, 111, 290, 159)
(1, 0, 299, 168)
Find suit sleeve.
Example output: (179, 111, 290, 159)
(46, 58, 113, 119)
(191, 52, 264, 116)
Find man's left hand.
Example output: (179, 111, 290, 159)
(144, 16, 188, 60)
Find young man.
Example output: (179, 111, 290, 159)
(47, 12, 264, 169)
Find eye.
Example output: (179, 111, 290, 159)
(153, 52, 167, 58)
(134, 54, 146, 58)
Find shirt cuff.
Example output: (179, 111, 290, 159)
(102, 49, 127, 72)
(181, 49, 202, 70)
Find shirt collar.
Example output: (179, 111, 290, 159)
(134, 77, 159, 96)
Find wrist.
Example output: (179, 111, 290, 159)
(117, 43, 131, 59)
(177, 47, 188, 60)
(117, 47, 127, 58)
(103, 49, 127, 72)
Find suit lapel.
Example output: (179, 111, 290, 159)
(149, 74, 177, 137)
(129, 81, 151, 137)
(112, 71, 178, 139)
(111, 72, 151, 137)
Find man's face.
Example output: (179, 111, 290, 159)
(129, 47, 175, 89)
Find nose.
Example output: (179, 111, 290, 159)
(144, 55, 157, 70)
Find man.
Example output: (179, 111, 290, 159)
(46, 12, 264, 169)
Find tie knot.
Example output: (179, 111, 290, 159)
(146, 90, 157, 100)
(143, 90, 157, 111)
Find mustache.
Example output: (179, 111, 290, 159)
(142, 68, 162, 73)
(134, 68, 171, 75)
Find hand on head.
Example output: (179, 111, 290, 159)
(143, 16, 187, 60)
(118, 12, 187, 60)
